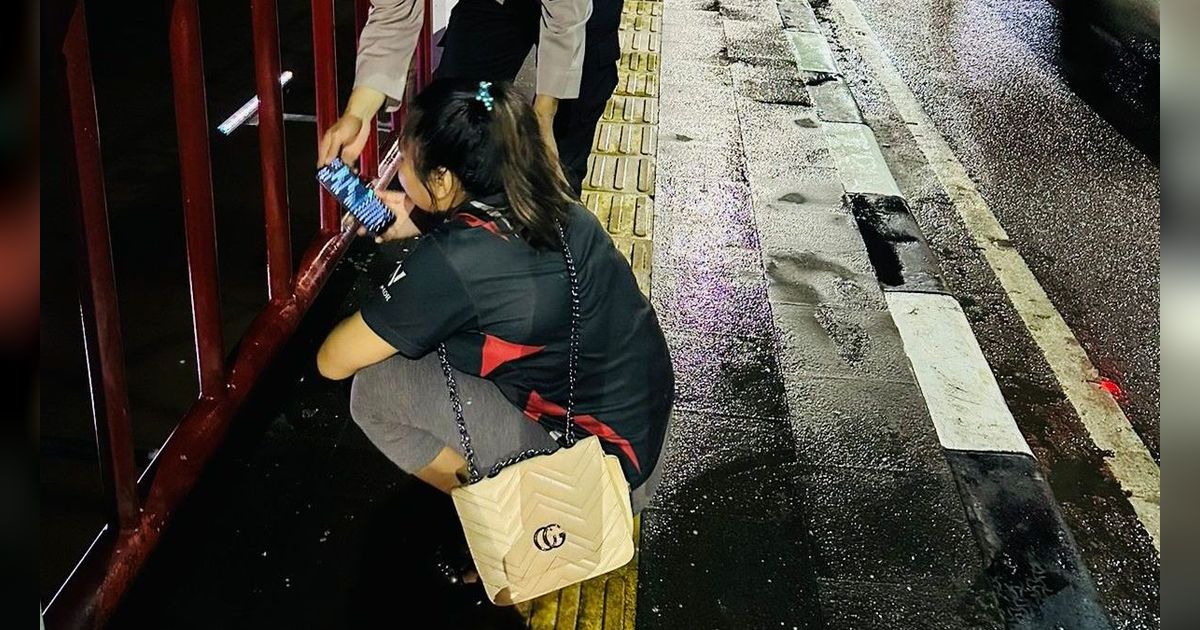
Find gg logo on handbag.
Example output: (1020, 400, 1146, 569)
(533, 524, 567, 552)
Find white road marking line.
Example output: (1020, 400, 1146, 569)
(829, 0, 1160, 550)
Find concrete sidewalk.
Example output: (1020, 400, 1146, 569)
(107, 1, 1091, 628)
(635, 0, 1003, 627)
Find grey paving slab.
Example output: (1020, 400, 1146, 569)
(656, 72, 740, 159)
(659, 56, 732, 92)
(808, 75, 865, 123)
(651, 240, 762, 282)
(657, 90, 740, 138)
(665, 329, 788, 419)
(638, 508, 821, 629)
(723, 18, 796, 64)
(652, 264, 775, 338)
(656, 34, 728, 71)
(649, 410, 799, 519)
(660, 3, 721, 25)
(654, 220, 760, 270)
(788, 30, 839, 73)
(709, 0, 786, 23)
(777, 0, 821, 33)
(653, 178, 759, 262)
(730, 59, 812, 105)
(787, 376, 945, 472)
(764, 248, 887, 310)
(737, 98, 834, 171)
(773, 303, 914, 381)
(797, 465, 982, 585)
(745, 163, 843, 207)
(657, 179, 755, 226)
(655, 134, 747, 184)
(817, 578, 1004, 630)
(757, 207, 869, 254)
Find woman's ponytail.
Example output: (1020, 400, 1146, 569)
(402, 79, 578, 249)
(489, 84, 576, 249)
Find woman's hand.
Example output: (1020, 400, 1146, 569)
(343, 189, 433, 244)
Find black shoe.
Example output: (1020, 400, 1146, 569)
(433, 541, 477, 586)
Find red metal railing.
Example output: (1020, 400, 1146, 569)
(46, 0, 432, 626)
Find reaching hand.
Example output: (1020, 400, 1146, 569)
(318, 114, 370, 168)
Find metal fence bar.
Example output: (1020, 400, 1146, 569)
(84, 229, 357, 627)
(169, 0, 226, 396)
(47, 0, 437, 625)
(61, 0, 140, 533)
(251, 0, 293, 300)
(310, 0, 339, 233)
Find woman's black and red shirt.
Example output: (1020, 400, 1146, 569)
(360, 197, 674, 487)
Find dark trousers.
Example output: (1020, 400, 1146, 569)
(433, 0, 623, 193)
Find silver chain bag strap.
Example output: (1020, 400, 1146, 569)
(436, 220, 634, 605)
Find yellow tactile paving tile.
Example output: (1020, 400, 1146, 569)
(615, 70, 659, 98)
(516, 0, 660, 625)
(618, 30, 661, 54)
(517, 517, 644, 629)
(582, 191, 654, 238)
(584, 155, 656, 195)
(602, 95, 660, 125)
(619, 51, 660, 74)
(593, 122, 658, 157)
(623, 1, 664, 17)
(619, 13, 661, 33)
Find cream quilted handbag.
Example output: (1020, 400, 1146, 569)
(435, 222, 635, 605)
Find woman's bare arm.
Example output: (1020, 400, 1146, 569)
(316, 312, 398, 380)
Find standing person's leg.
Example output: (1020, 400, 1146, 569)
(552, 0, 623, 193)
(434, 0, 539, 85)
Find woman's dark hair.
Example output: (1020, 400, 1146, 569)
(402, 79, 576, 249)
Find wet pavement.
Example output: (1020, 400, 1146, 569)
(844, 0, 1161, 459)
(44, 0, 1151, 627)
(805, 0, 1160, 627)
(642, 1, 1003, 626)
(105, 0, 1004, 620)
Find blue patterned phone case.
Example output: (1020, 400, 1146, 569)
(316, 158, 396, 235)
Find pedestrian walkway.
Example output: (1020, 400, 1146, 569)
(634, 0, 1002, 627)
(110, 1, 1013, 628)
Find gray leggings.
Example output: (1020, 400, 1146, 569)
(349, 353, 663, 512)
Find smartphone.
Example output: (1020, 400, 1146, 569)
(316, 158, 396, 235)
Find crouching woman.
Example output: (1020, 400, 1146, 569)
(316, 80, 674, 532)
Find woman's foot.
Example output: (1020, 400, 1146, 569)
(433, 541, 479, 585)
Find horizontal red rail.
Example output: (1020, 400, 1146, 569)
(46, 0, 434, 626)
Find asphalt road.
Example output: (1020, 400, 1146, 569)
(821, 0, 1161, 626)
(851, 0, 1161, 458)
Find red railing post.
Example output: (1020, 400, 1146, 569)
(62, 0, 139, 532)
(311, 0, 339, 233)
(251, 0, 293, 300)
(354, 0, 379, 180)
(169, 0, 226, 397)
(46, 2, 441, 625)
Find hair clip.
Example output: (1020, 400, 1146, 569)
(475, 81, 495, 111)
